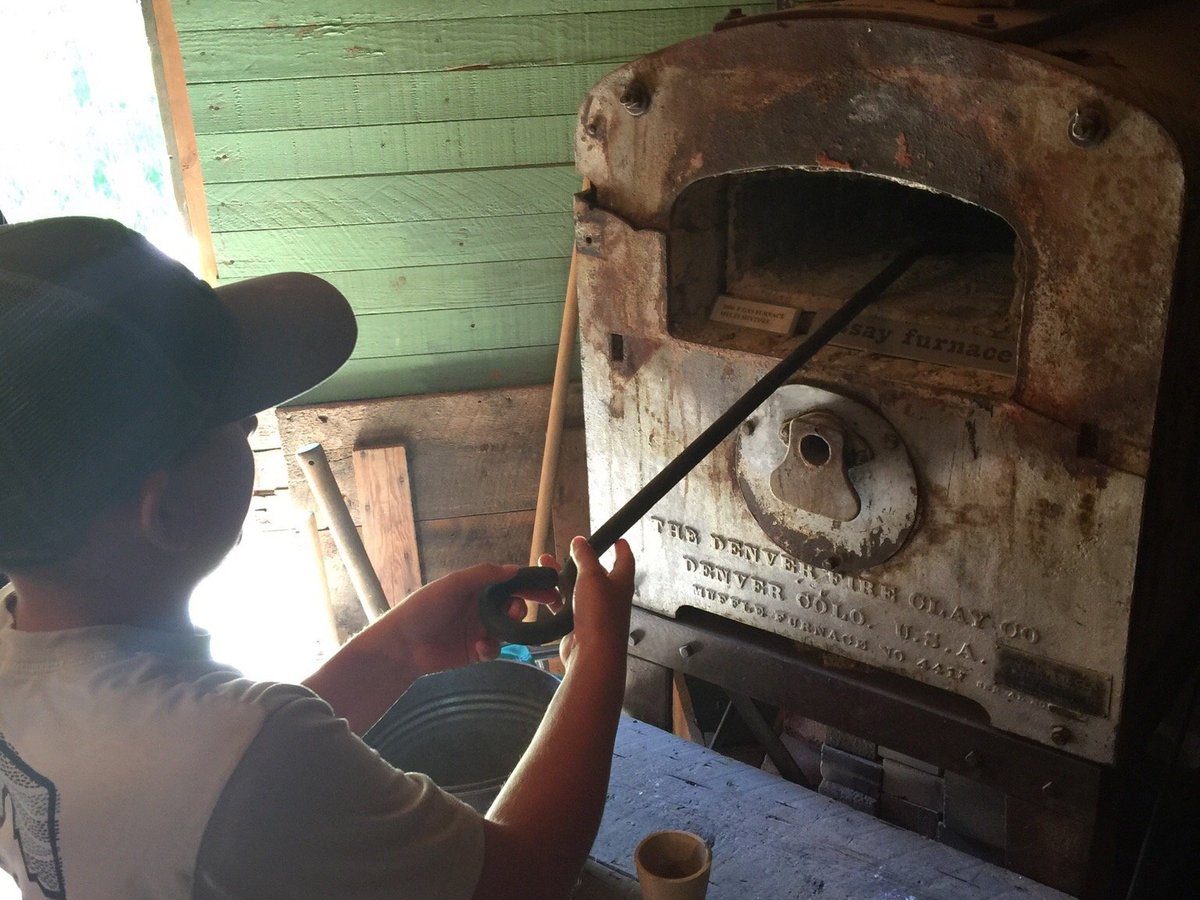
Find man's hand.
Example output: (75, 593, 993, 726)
(369, 563, 556, 678)
(474, 537, 635, 899)
(556, 538, 634, 670)
(303, 562, 559, 734)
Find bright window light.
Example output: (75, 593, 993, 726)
(0, 0, 196, 268)
(0, 4, 329, 894)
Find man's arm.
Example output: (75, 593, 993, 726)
(302, 562, 544, 734)
(473, 537, 634, 900)
(302, 537, 635, 899)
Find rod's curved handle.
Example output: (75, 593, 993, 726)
(479, 560, 578, 645)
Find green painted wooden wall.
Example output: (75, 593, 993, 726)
(172, 1, 770, 402)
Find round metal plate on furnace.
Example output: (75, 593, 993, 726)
(736, 384, 918, 574)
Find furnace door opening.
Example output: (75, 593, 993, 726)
(668, 170, 1024, 391)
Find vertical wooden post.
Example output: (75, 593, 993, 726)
(672, 671, 705, 744)
(143, 0, 218, 285)
(528, 244, 581, 567)
(526, 181, 589, 627)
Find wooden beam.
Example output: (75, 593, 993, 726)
(189, 65, 615, 134)
(295, 344, 567, 405)
(311, 258, 573, 316)
(551, 420, 589, 563)
(528, 244, 580, 567)
(353, 445, 423, 607)
(278, 385, 588, 630)
(205, 168, 579, 231)
(172, 1, 772, 32)
(210, 213, 573, 275)
(177, 8, 770, 83)
(672, 670, 705, 745)
(197, 117, 576, 184)
(143, 0, 217, 284)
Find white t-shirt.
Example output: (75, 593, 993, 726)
(0, 587, 484, 899)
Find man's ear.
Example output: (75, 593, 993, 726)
(138, 470, 190, 553)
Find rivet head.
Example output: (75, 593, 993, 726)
(1069, 105, 1109, 148)
(620, 81, 651, 116)
(678, 642, 696, 660)
(964, 750, 982, 770)
(1050, 725, 1071, 745)
(628, 630, 642, 647)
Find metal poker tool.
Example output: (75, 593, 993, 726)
(479, 244, 939, 645)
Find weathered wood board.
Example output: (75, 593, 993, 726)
(172, 0, 772, 31)
(199, 117, 576, 183)
(311, 258, 575, 316)
(211, 213, 573, 274)
(353, 445, 422, 607)
(190, 66, 616, 133)
(299, 345, 574, 406)
(174, 1, 761, 402)
(278, 384, 586, 627)
(178, 8, 767, 83)
(206, 169, 579, 232)
(594, 718, 1070, 900)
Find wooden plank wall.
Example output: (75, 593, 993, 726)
(276, 384, 589, 633)
(171, 0, 770, 402)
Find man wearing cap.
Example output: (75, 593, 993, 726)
(0, 217, 636, 899)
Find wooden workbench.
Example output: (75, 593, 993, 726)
(583, 717, 1070, 899)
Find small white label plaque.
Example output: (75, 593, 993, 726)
(709, 295, 801, 336)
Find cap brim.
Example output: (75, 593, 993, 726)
(208, 272, 357, 424)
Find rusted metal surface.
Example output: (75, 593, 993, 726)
(625, 606, 1104, 820)
(737, 385, 920, 572)
(573, 9, 1194, 767)
(575, 20, 1183, 459)
(579, 204, 1144, 764)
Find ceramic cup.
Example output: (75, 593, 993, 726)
(634, 829, 712, 900)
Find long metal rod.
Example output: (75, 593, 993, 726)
(587, 243, 932, 555)
(482, 244, 937, 644)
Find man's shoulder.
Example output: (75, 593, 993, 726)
(99, 654, 335, 754)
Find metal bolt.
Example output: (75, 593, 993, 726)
(1069, 105, 1109, 148)
(964, 750, 982, 770)
(678, 642, 696, 660)
(585, 118, 603, 137)
(628, 629, 642, 647)
(1050, 725, 1072, 745)
(620, 82, 651, 116)
(1042, 780, 1057, 796)
(742, 420, 756, 436)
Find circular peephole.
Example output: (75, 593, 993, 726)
(799, 433, 831, 466)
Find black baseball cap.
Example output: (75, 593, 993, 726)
(0, 216, 357, 567)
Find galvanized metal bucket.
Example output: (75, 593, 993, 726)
(362, 659, 560, 812)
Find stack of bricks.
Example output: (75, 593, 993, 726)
(818, 729, 882, 815)
(802, 723, 1008, 866)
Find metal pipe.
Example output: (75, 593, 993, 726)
(296, 442, 390, 622)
